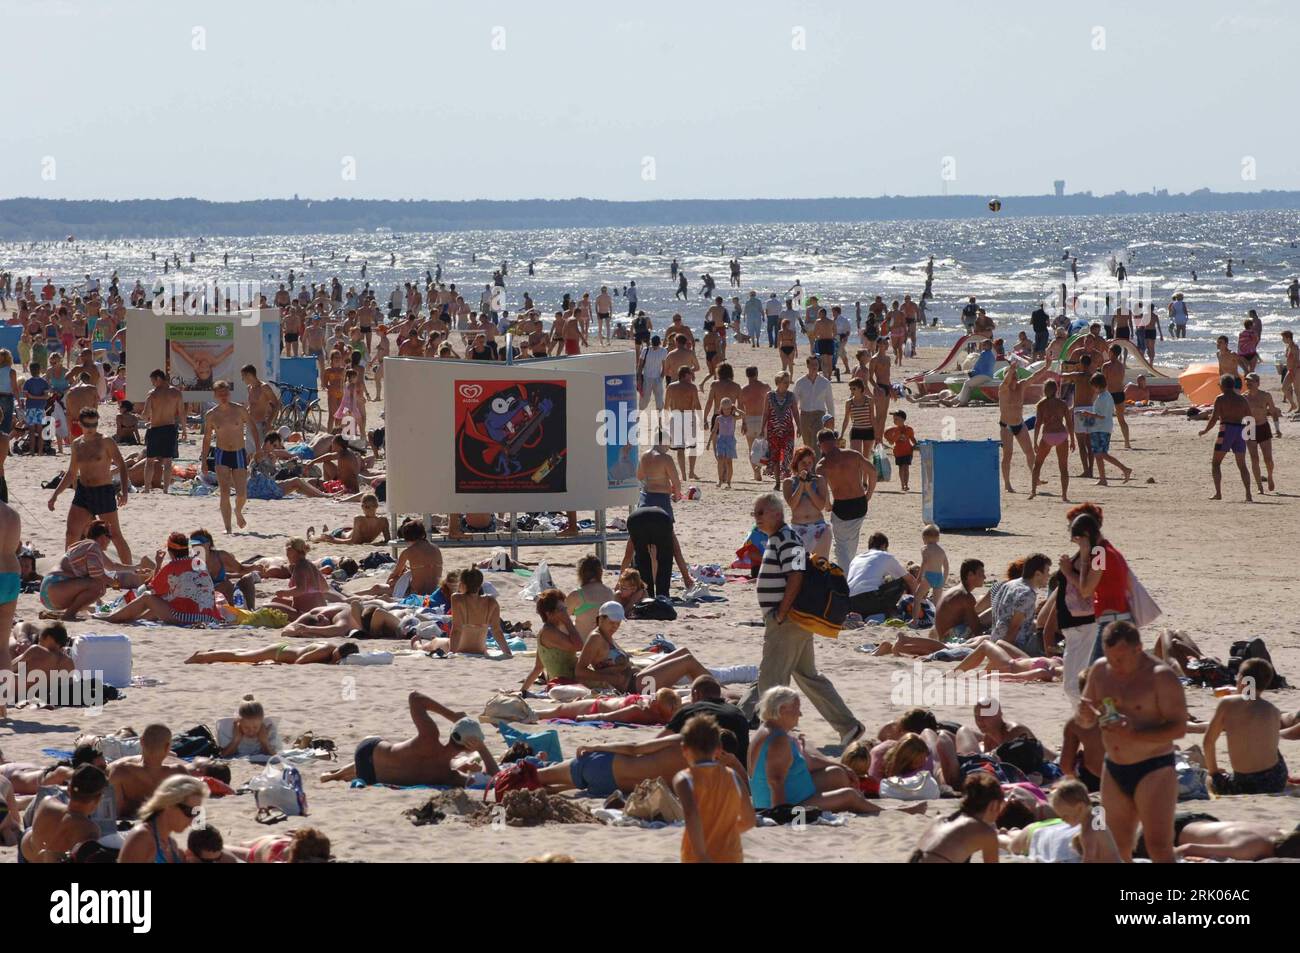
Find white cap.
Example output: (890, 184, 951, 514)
(598, 600, 625, 622)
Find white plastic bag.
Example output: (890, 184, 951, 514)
(749, 438, 769, 468)
(247, 758, 308, 815)
(519, 561, 553, 601)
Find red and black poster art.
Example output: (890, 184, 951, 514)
(453, 379, 567, 493)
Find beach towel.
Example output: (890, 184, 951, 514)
(217, 717, 282, 761)
(497, 723, 563, 763)
(339, 651, 394, 666)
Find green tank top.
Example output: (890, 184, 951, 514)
(536, 643, 576, 680)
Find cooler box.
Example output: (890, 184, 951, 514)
(919, 440, 1000, 530)
(70, 633, 133, 688)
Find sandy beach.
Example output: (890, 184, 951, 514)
(2, 334, 1298, 863)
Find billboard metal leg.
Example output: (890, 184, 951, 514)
(596, 509, 607, 565)
(510, 512, 518, 562)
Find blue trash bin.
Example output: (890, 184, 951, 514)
(919, 440, 1001, 530)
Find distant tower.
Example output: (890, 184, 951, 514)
(1053, 180, 1066, 198)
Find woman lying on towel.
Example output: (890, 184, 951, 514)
(282, 601, 407, 640)
(533, 687, 682, 725)
(951, 637, 1064, 682)
(101, 532, 224, 626)
(186, 641, 360, 665)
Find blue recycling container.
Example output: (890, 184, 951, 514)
(919, 440, 1001, 530)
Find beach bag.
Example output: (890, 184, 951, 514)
(879, 772, 940, 801)
(788, 555, 851, 638)
(490, 760, 542, 803)
(872, 446, 892, 482)
(624, 777, 684, 823)
(1126, 570, 1161, 628)
(995, 737, 1046, 777)
(248, 759, 309, 816)
(481, 693, 537, 725)
(749, 437, 769, 468)
(628, 596, 676, 622)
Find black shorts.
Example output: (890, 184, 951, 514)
(814, 339, 835, 356)
(1109, 391, 1125, 406)
(145, 423, 179, 459)
(72, 481, 117, 516)
(284, 332, 300, 343)
(895, 454, 913, 467)
(850, 427, 874, 442)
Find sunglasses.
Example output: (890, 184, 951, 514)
(176, 802, 201, 819)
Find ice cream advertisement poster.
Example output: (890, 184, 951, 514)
(453, 379, 567, 494)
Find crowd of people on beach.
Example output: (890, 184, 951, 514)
(1, 251, 1297, 864)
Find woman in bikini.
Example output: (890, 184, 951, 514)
(446, 568, 511, 656)
(533, 686, 683, 725)
(776, 318, 798, 375)
(1029, 378, 1076, 502)
(190, 528, 258, 609)
(783, 446, 831, 561)
(951, 637, 1064, 681)
(565, 555, 614, 638)
(268, 538, 336, 616)
(761, 371, 798, 488)
(577, 602, 717, 695)
(909, 772, 1004, 863)
(118, 775, 206, 864)
(185, 641, 360, 665)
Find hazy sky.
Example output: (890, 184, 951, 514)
(4, 0, 1296, 201)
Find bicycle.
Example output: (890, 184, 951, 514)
(271, 380, 326, 434)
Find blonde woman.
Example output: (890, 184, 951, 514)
(118, 775, 206, 863)
(0, 350, 17, 434)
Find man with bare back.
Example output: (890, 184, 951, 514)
(142, 368, 183, 494)
(739, 366, 770, 480)
(1076, 621, 1187, 862)
(48, 407, 132, 562)
(666, 367, 703, 481)
(199, 380, 254, 532)
(810, 307, 837, 379)
(1029, 379, 1075, 502)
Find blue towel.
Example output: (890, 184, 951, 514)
(497, 723, 563, 763)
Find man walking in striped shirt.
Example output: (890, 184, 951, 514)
(740, 493, 865, 747)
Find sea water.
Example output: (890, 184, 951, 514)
(5, 209, 1300, 366)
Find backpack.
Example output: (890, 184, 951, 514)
(788, 555, 851, 638)
(490, 760, 542, 803)
(628, 596, 677, 622)
(481, 694, 537, 725)
(1184, 657, 1232, 689)
(1228, 638, 1288, 689)
(996, 737, 1046, 777)
(170, 724, 218, 759)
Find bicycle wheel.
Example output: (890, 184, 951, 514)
(304, 400, 326, 434)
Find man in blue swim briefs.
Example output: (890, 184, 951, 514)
(535, 734, 691, 799)
(199, 380, 255, 533)
(1075, 620, 1188, 862)
(320, 692, 500, 787)
(1199, 374, 1253, 502)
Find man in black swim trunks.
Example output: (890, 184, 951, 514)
(816, 430, 871, 568)
(142, 369, 183, 495)
(1076, 621, 1187, 862)
(48, 408, 133, 563)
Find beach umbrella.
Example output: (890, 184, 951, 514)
(1179, 363, 1222, 405)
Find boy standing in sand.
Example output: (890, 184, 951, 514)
(882, 410, 916, 491)
(1203, 659, 1288, 795)
(1078, 374, 1132, 487)
(913, 525, 947, 622)
(673, 714, 755, 864)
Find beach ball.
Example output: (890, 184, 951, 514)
(686, 485, 702, 501)
(987, 199, 1002, 213)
